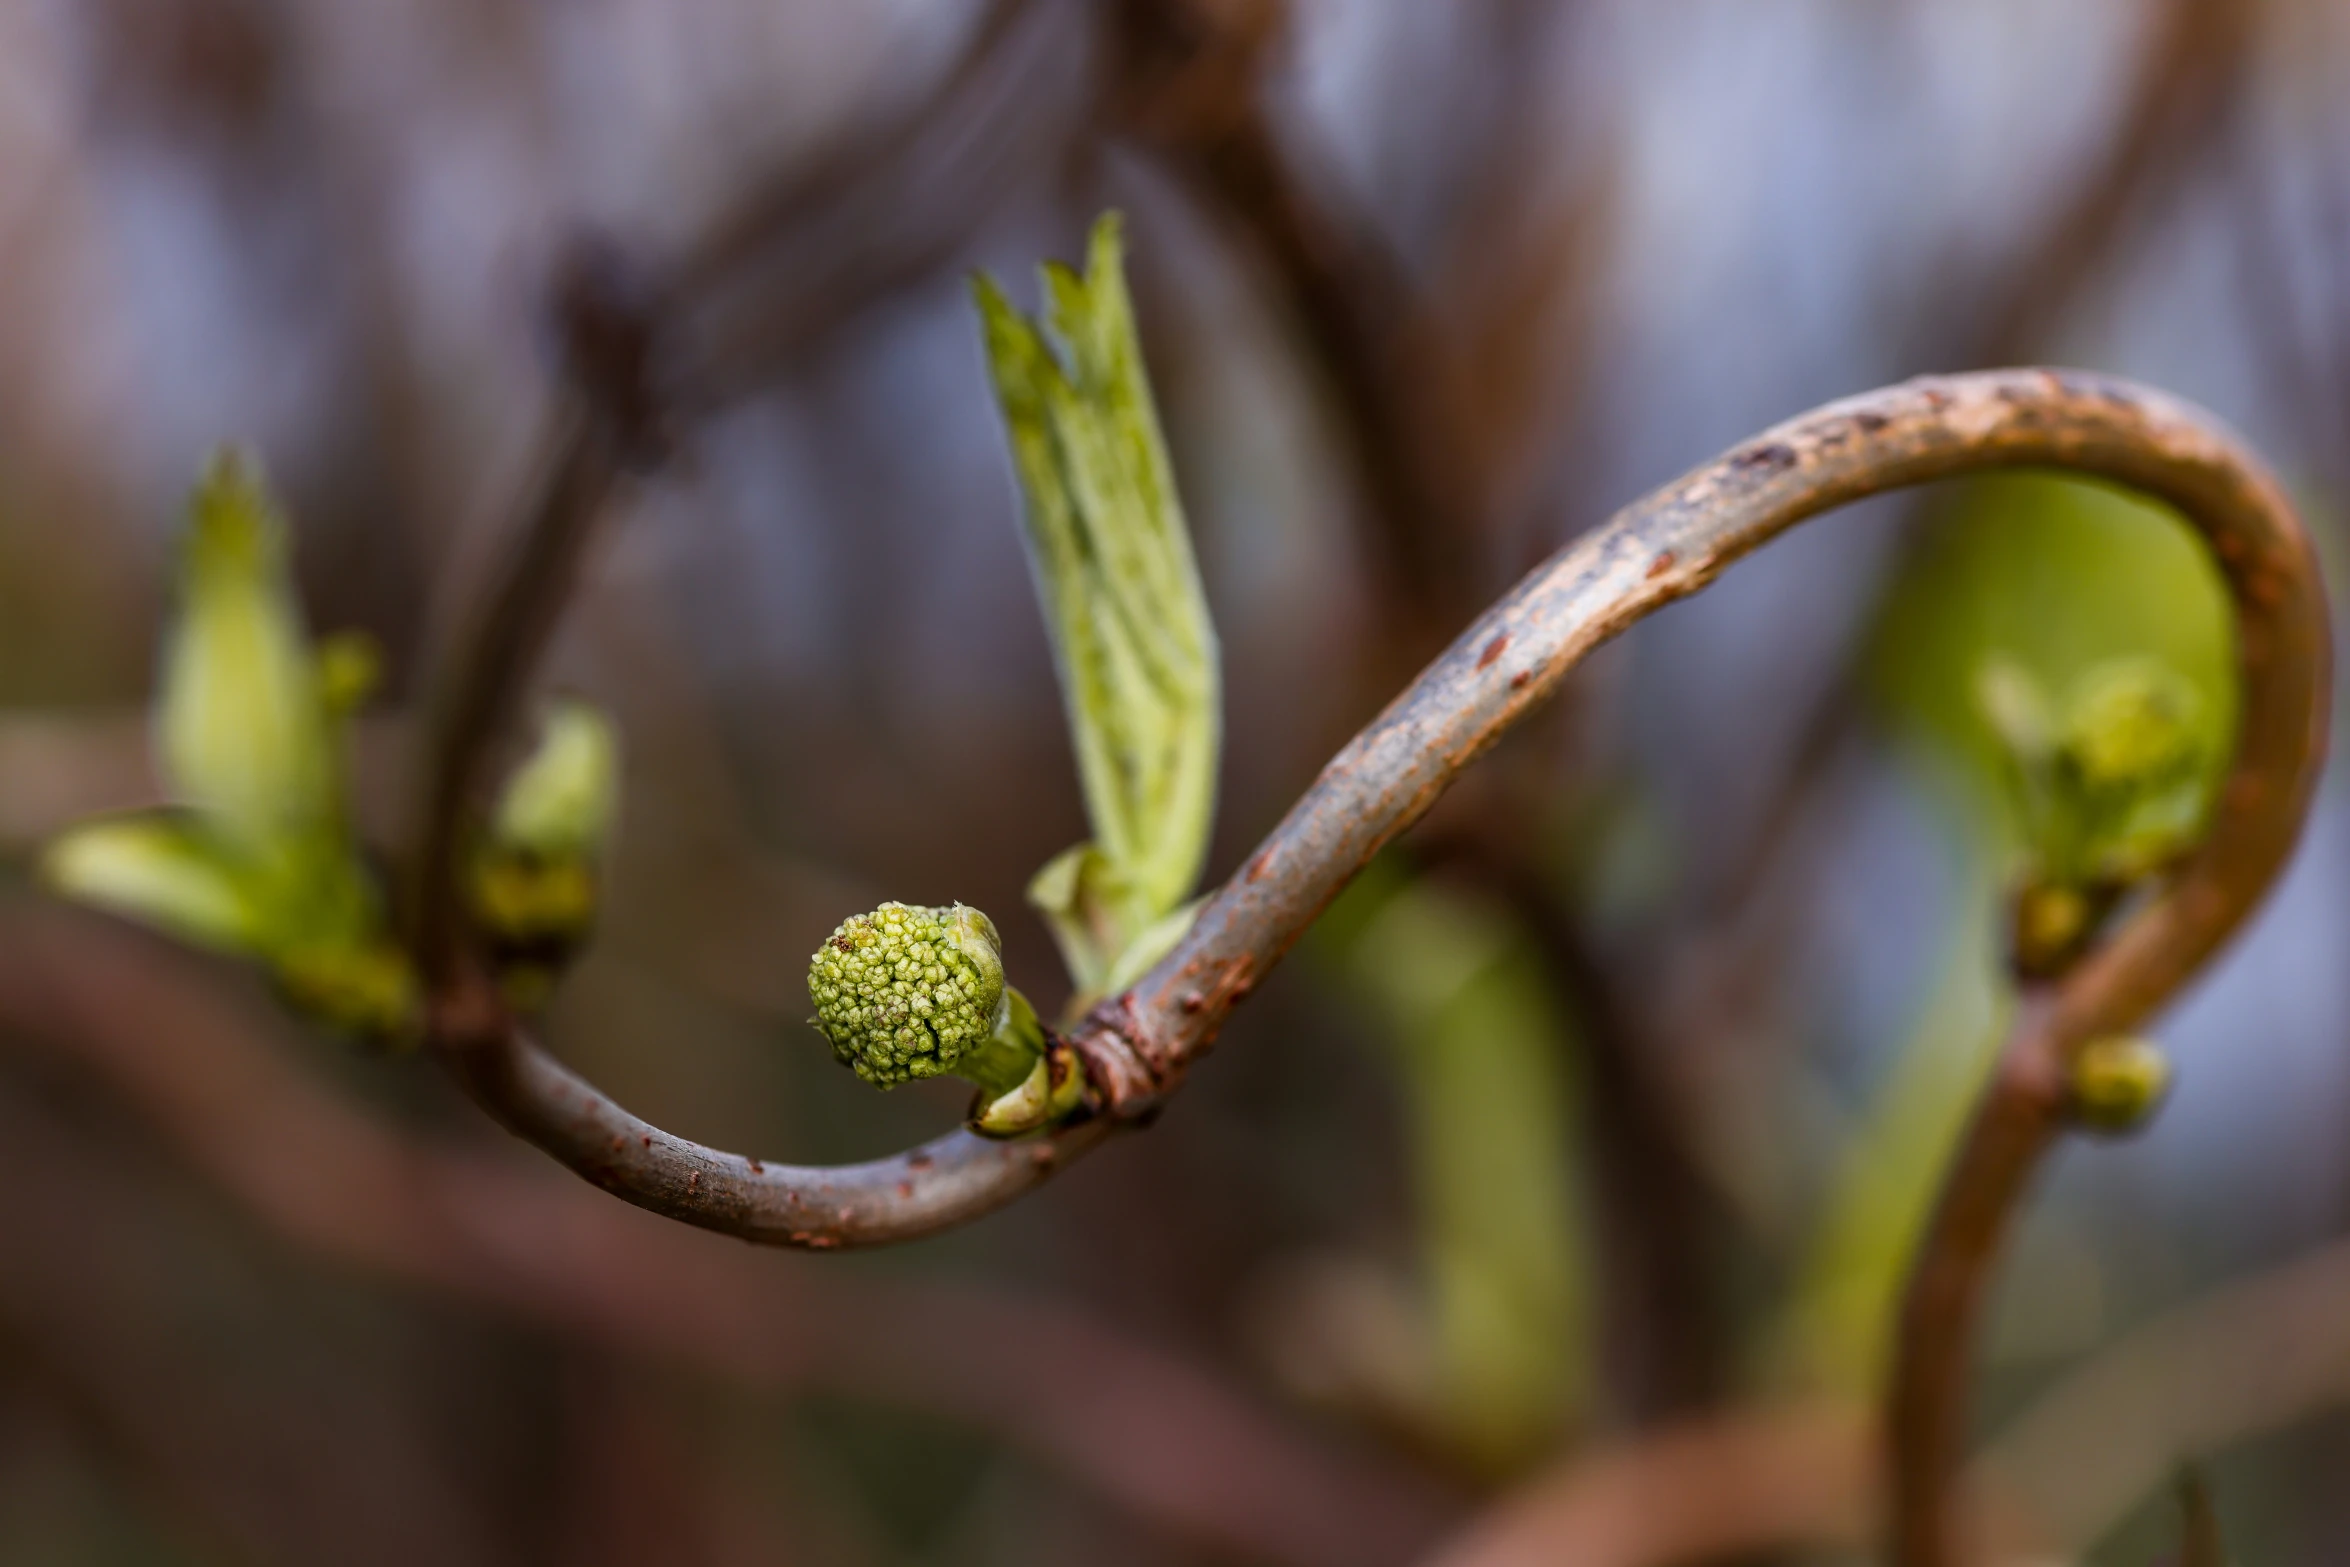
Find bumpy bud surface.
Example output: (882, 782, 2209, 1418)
(808, 903, 1006, 1087)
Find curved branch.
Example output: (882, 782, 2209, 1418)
(440, 369, 2326, 1275)
(436, 1010, 1112, 1248)
(1889, 492, 2325, 1560)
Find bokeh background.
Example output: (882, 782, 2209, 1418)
(3, 0, 2350, 1561)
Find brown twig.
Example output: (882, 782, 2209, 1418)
(407, 0, 1076, 1163)
(1889, 424, 2327, 1561)
(408, 412, 620, 986)
(431, 371, 2324, 1262)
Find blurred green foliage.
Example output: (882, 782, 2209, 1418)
(1313, 858, 1592, 1474)
(471, 698, 622, 1006)
(1772, 474, 2233, 1395)
(40, 451, 416, 1040)
(1871, 473, 2234, 842)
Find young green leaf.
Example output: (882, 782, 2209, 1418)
(491, 699, 620, 859)
(43, 447, 419, 1043)
(160, 449, 338, 849)
(39, 814, 269, 952)
(974, 213, 1218, 1000)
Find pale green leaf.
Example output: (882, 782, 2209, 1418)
(159, 449, 336, 848)
(492, 699, 620, 859)
(1335, 864, 1592, 1471)
(976, 213, 1219, 984)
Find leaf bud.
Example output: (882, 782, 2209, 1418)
(2068, 1033, 2173, 1136)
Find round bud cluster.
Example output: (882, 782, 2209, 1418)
(808, 902, 1006, 1087)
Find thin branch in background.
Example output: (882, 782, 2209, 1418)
(674, 0, 1084, 406)
(1107, 0, 1467, 638)
(1114, 0, 1716, 1425)
(406, 0, 1087, 1170)
(1416, 1403, 1875, 1567)
(407, 0, 1068, 988)
(408, 413, 621, 987)
(1947, 0, 2259, 371)
(660, 0, 1045, 306)
(2175, 1470, 2228, 1567)
(1974, 1231, 2350, 1559)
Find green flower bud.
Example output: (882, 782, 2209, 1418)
(2068, 1034, 2173, 1136)
(1981, 655, 2220, 977)
(469, 702, 622, 999)
(2057, 659, 2217, 881)
(490, 700, 619, 860)
(809, 903, 1008, 1088)
(160, 449, 336, 848)
(2008, 876, 2122, 982)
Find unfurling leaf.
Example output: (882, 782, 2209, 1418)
(975, 213, 1218, 1004)
(2058, 658, 2213, 880)
(490, 699, 619, 859)
(42, 446, 417, 1043)
(466, 699, 621, 1005)
(1979, 656, 2221, 976)
(161, 450, 337, 848)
